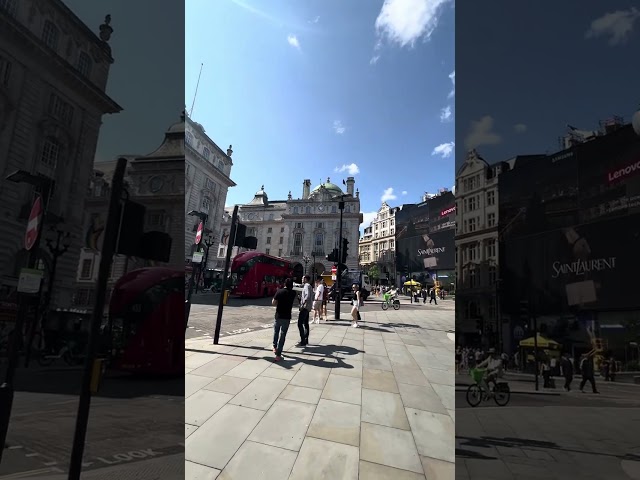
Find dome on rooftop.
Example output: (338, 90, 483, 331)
(310, 178, 344, 197)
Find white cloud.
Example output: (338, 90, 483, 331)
(447, 70, 455, 98)
(334, 163, 360, 175)
(440, 105, 452, 122)
(370, 55, 381, 65)
(381, 187, 397, 202)
(361, 211, 378, 229)
(374, 0, 452, 48)
(431, 141, 455, 158)
(309, 16, 320, 24)
(464, 116, 502, 150)
(402, 190, 408, 195)
(287, 34, 300, 49)
(585, 7, 640, 46)
(514, 123, 527, 133)
(333, 120, 346, 134)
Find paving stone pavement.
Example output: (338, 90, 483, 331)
(185, 305, 455, 479)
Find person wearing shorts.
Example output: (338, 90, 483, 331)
(312, 278, 324, 323)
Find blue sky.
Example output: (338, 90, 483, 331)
(186, 0, 455, 231)
(455, 1, 640, 171)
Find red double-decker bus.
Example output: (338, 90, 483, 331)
(230, 252, 293, 298)
(107, 267, 183, 375)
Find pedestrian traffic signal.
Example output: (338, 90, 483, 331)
(230, 222, 247, 247)
(341, 238, 349, 263)
(386, 272, 390, 280)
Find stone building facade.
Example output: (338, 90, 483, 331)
(72, 116, 185, 310)
(0, 0, 120, 308)
(184, 113, 235, 268)
(358, 202, 399, 284)
(216, 178, 362, 280)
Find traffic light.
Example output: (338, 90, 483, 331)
(326, 248, 338, 262)
(230, 222, 247, 247)
(116, 200, 146, 256)
(386, 272, 390, 280)
(519, 300, 529, 321)
(341, 238, 349, 263)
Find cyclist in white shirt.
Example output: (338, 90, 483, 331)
(477, 348, 503, 393)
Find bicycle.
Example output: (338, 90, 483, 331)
(465, 368, 511, 407)
(37, 339, 83, 367)
(381, 292, 400, 311)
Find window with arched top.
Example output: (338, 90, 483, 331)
(77, 52, 92, 77)
(40, 137, 61, 169)
(42, 21, 60, 51)
(185, 131, 194, 146)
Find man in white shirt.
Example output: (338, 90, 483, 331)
(312, 278, 324, 323)
(296, 276, 313, 346)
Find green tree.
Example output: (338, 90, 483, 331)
(368, 264, 380, 282)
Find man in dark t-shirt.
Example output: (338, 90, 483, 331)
(272, 278, 297, 361)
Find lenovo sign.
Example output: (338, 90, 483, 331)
(608, 158, 640, 183)
(440, 206, 455, 217)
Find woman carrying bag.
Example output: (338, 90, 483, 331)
(350, 283, 362, 328)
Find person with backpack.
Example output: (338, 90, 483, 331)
(579, 351, 599, 394)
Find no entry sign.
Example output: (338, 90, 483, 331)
(25, 197, 43, 251)
(194, 221, 203, 245)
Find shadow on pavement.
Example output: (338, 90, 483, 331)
(456, 435, 640, 461)
(12, 366, 184, 399)
(455, 448, 497, 460)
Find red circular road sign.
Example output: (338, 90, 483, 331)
(25, 197, 43, 251)
(331, 266, 337, 274)
(195, 221, 204, 245)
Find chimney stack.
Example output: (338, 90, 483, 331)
(302, 179, 311, 199)
(227, 145, 233, 157)
(346, 177, 355, 196)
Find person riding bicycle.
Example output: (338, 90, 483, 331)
(383, 287, 397, 304)
(476, 348, 503, 393)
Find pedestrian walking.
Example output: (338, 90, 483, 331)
(421, 288, 427, 304)
(579, 351, 599, 393)
(313, 278, 324, 323)
(429, 288, 438, 305)
(296, 275, 313, 347)
(322, 280, 328, 320)
(350, 283, 361, 328)
(272, 278, 297, 361)
(609, 355, 617, 382)
(560, 352, 573, 391)
(541, 358, 552, 388)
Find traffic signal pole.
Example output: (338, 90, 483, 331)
(334, 198, 345, 320)
(68, 157, 127, 480)
(214, 205, 239, 344)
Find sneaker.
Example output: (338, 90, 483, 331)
(274, 356, 283, 362)
(352, 323, 359, 328)
(295, 342, 306, 347)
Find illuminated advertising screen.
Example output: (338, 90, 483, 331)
(395, 192, 456, 273)
(501, 213, 639, 314)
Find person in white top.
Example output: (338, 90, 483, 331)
(476, 348, 503, 392)
(312, 278, 324, 323)
(350, 283, 361, 328)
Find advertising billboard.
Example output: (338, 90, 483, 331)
(395, 191, 456, 273)
(500, 213, 639, 314)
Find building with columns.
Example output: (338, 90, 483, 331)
(216, 177, 362, 281)
(0, 1, 120, 310)
(455, 149, 543, 345)
(184, 112, 236, 269)
(73, 115, 184, 311)
(358, 202, 400, 284)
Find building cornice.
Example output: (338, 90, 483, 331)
(1, 12, 121, 114)
(186, 144, 236, 187)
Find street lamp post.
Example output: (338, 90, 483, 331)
(1, 171, 54, 462)
(24, 226, 71, 367)
(196, 233, 214, 294)
(302, 254, 310, 277)
(185, 210, 208, 328)
(335, 195, 345, 320)
(312, 253, 317, 280)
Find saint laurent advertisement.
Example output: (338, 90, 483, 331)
(500, 214, 639, 313)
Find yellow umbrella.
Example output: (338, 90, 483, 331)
(519, 333, 560, 349)
(404, 280, 420, 286)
